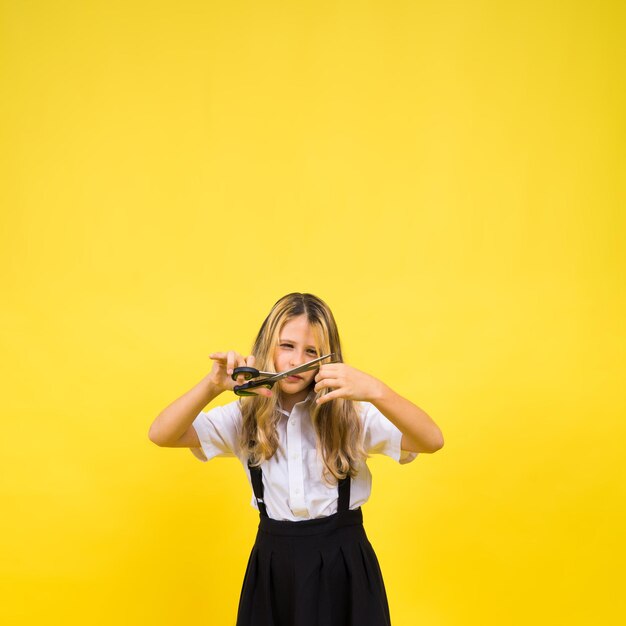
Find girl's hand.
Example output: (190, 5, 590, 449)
(207, 351, 273, 398)
(313, 363, 385, 405)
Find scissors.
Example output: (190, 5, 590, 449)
(231, 353, 336, 396)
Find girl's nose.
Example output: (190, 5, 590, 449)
(290, 351, 305, 367)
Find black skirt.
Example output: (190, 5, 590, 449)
(236, 460, 392, 626)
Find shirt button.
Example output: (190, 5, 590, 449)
(290, 420, 295, 426)
(295, 488, 300, 494)
(292, 453, 299, 460)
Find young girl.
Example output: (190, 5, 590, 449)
(149, 292, 444, 626)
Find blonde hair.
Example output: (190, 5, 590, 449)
(239, 292, 367, 484)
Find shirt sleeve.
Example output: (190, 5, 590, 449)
(360, 401, 419, 465)
(189, 400, 242, 462)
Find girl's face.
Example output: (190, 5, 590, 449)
(273, 314, 320, 399)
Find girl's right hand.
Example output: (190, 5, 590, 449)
(207, 351, 273, 398)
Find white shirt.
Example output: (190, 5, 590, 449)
(190, 390, 418, 521)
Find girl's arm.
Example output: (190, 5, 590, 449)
(368, 382, 443, 453)
(148, 351, 271, 447)
(314, 363, 444, 454)
(148, 373, 223, 447)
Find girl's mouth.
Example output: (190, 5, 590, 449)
(286, 375, 302, 381)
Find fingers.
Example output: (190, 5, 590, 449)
(223, 351, 249, 375)
(232, 354, 254, 384)
(314, 377, 339, 393)
(317, 363, 342, 378)
(210, 351, 270, 396)
(227, 350, 237, 375)
(316, 389, 342, 405)
(209, 351, 249, 376)
(315, 363, 349, 402)
(315, 363, 343, 385)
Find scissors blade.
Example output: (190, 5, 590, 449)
(265, 353, 335, 382)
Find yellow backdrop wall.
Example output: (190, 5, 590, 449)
(1, 1, 624, 624)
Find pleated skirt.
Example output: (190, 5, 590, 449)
(236, 507, 392, 626)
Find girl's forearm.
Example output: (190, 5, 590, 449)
(370, 383, 444, 453)
(148, 374, 223, 446)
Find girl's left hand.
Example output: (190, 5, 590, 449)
(314, 363, 384, 405)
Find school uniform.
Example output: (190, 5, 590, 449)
(190, 390, 418, 626)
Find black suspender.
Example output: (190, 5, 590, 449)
(247, 457, 351, 519)
(337, 475, 350, 513)
(247, 458, 269, 518)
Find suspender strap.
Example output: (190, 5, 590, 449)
(247, 457, 352, 518)
(247, 458, 269, 518)
(337, 475, 351, 513)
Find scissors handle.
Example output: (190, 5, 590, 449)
(231, 366, 260, 382)
(231, 367, 277, 381)
(231, 366, 279, 397)
(233, 378, 276, 397)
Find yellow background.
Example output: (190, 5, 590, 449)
(1, 0, 624, 624)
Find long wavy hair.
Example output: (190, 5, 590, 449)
(239, 293, 367, 484)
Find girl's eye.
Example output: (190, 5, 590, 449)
(279, 343, 317, 355)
